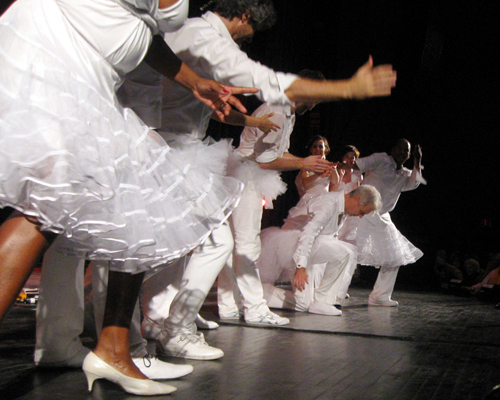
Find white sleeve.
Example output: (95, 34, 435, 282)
(355, 153, 380, 173)
(402, 167, 427, 192)
(253, 113, 287, 163)
(190, 30, 298, 105)
(292, 197, 338, 268)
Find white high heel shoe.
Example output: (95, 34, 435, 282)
(82, 352, 177, 395)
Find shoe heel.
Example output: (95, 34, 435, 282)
(83, 370, 99, 392)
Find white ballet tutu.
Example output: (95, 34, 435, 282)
(338, 212, 423, 269)
(0, 0, 243, 273)
(227, 152, 287, 209)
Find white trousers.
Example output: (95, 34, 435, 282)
(34, 237, 147, 365)
(141, 223, 233, 338)
(264, 237, 355, 312)
(370, 266, 400, 302)
(34, 236, 89, 365)
(217, 182, 270, 319)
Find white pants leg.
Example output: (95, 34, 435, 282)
(309, 237, 357, 304)
(314, 253, 351, 305)
(140, 259, 185, 339)
(91, 261, 148, 357)
(370, 266, 400, 302)
(142, 223, 233, 338)
(332, 257, 358, 302)
(34, 236, 89, 365)
(218, 182, 270, 320)
(263, 283, 312, 313)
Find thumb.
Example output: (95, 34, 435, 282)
(367, 55, 373, 68)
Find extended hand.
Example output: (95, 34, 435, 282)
(192, 79, 258, 121)
(302, 155, 333, 174)
(350, 56, 397, 98)
(413, 144, 423, 166)
(257, 113, 280, 134)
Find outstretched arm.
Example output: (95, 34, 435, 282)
(259, 153, 333, 174)
(284, 56, 396, 103)
(144, 35, 257, 120)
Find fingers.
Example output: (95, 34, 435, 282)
(226, 96, 247, 114)
(221, 84, 258, 95)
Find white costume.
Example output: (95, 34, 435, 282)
(258, 191, 357, 313)
(338, 152, 425, 303)
(0, 0, 241, 271)
(217, 102, 296, 321)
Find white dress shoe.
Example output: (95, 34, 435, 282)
(132, 355, 193, 380)
(368, 295, 399, 307)
(245, 311, 290, 325)
(82, 352, 177, 395)
(157, 332, 224, 360)
(195, 314, 219, 330)
(308, 300, 342, 316)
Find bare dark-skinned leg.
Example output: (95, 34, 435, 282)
(0, 211, 55, 325)
(93, 270, 147, 379)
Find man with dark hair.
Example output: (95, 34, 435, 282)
(213, 0, 277, 32)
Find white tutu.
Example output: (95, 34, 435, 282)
(338, 212, 423, 269)
(227, 152, 286, 209)
(0, 0, 242, 272)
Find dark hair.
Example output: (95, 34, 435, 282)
(334, 145, 360, 162)
(298, 69, 326, 81)
(213, 0, 277, 31)
(307, 135, 330, 156)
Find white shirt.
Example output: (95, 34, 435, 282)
(356, 152, 425, 214)
(158, 11, 298, 142)
(289, 191, 346, 268)
(235, 103, 295, 163)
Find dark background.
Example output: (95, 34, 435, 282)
(199, 0, 500, 288)
(1, 0, 499, 289)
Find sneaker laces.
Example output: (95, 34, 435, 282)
(137, 354, 155, 368)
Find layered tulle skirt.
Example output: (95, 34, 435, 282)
(338, 212, 423, 269)
(0, 0, 242, 272)
(227, 152, 286, 209)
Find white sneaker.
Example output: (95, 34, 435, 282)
(308, 300, 342, 316)
(157, 332, 224, 360)
(219, 311, 243, 320)
(245, 311, 290, 326)
(368, 295, 399, 307)
(132, 355, 193, 380)
(195, 314, 219, 330)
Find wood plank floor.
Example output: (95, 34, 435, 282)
(1, 277, 500, 400)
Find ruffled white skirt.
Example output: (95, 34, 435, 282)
(0, 0, 242, 273)
(338, 212, 423, 269)
(227, 152, 286, 209)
